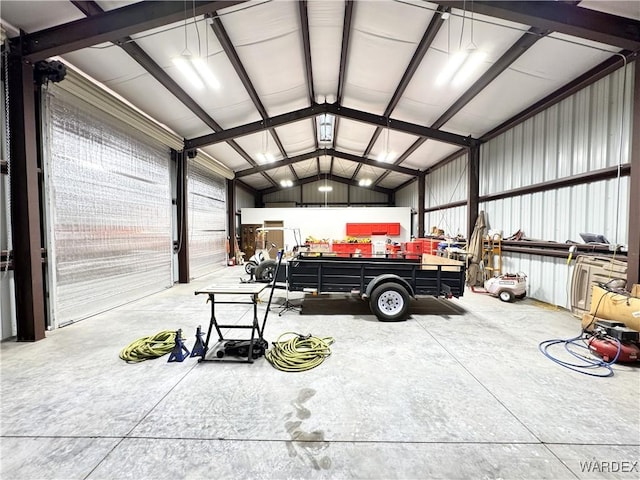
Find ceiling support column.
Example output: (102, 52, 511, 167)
(226, 178, 236, 261)
(176, 150, 189, 283)
(418, 172, 425, 238)
(8, 53, 46, 341)
(627, 59, 640, 287)
(467, 144, 480, 241)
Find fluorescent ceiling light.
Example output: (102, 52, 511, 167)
(452, 49, 487, 86)
(257, 152, 275, 163)
(359, 179, 372, 187)
(436, 48, 487, 87)
(191, 57, 220, 89)
(172, 54, 220, 90)
(377, 151, 395, 163)
(280, 179, 293, 187)
(318, 185, 333, 192)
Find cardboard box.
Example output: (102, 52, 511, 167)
(631, 284, 640, 298)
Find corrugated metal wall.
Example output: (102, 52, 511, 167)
(425, 154, 468, 237)
(236, 184, 256, 210)
(262, 187, 301, 204)
(418, 65, 633, 307)
(395, 181, 418, 237)
(479, 65, 633, 307)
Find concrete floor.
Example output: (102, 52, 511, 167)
(1, 265, 638, 480)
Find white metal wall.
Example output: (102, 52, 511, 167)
(425, 154, 468, 237)
(480, 64, 633, 307)
(395, 180, 418, 237)
(236, 184, 257, 210)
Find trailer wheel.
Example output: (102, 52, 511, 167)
(370, 283, 409, 322)
(255, 260, 277, 282)
(498, 290, 515, 303)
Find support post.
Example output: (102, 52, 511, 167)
(467, 144, 480, 240)
(176, 150, 189, 283)
(8, 53, 46, 341)
(627, 59, 640, 287)
(418, 172, 425, 238)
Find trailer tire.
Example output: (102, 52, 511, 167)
(370, 283, 410, 322)
(255, 260, 277, 282)
(498, 290, 515, 303)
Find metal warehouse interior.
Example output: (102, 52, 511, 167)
(1, 1, 640, 479)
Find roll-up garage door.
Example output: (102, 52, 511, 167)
(187, 159, 227, 278)
(44, 85, 173, 326)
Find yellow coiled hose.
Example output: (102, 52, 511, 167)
(265, 332, 334, 372)
(119, 330, 183, 363)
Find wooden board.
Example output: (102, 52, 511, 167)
(420, 253, 464, 272)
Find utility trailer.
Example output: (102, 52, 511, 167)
(275, 253, 465, 322)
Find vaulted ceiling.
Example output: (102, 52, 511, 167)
(2, 0, 639, 193)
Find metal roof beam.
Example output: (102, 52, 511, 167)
(236, 150, 323, 177)
(261, 172, 392, 195)
(186, 103, 474, 150)
(235, 148, 419, 178)
(431, 26, 550, 130)
(209, 15, 289, 166)
(356, 5, 449, 180)
(185, 104, 325, 149)
(327, 104, 473, 147)
(14, 1, 248, 61)
(438, 1, 640, 51)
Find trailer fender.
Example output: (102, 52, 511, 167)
(364, 274, 415, 299)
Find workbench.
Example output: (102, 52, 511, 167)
(194, 283, 268, 363)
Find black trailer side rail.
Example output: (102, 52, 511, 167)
(282, 254, 465, 299)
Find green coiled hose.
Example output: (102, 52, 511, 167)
(265, 332, 334, 372)
(119, 330, 183, 363)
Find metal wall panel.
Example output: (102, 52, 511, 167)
(348, 185, 388, 204)
(425, 205, 467, 238)
(236, 184, 256, 210)
(425, 154, 468, 208)
(395, 181, 418, 209)
(501, 253, 573, 308)
(480, 177, 629, 245)
(481, 66, 633, 196)
(263, 187, 301, 204)
(478, 66, 633, 307)
(187, 161, 227, 279)
(395, 181, 418, 237)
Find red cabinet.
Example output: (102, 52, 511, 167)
(332, 242, 372, 257)
(346, 223, 401, 236)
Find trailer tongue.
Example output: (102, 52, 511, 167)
(277, 253, 465, 321)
